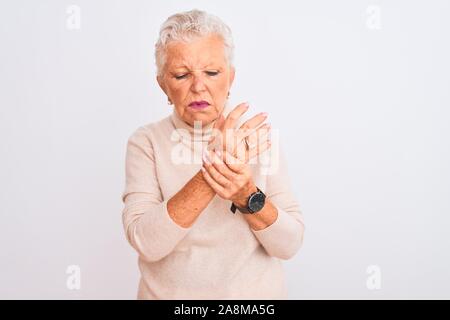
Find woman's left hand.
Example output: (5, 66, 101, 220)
(201, 148, 257, 207)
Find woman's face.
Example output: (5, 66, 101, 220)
(157, 34, 235, 127)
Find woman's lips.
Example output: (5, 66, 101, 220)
(189, 101, 210, 110)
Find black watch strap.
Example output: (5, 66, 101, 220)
(230, 202, 252, 214)
(230, 187, 264, 214)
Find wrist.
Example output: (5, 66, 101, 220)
(197, 169, 216, 194)
(233, 182, 258, 208)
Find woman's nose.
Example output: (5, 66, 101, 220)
(190, 72, 207, 92)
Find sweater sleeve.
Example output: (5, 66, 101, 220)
(121, 126, 192, 262)
(251, 143, 306, 260)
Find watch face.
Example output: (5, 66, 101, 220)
(248, 192, 266, 213)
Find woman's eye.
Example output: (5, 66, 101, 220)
(175, 74, 188, 80)
(174, 71, 218, 80)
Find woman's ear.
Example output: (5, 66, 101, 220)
(229, 67, 236, 87)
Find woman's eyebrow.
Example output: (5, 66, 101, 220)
(172, 65, 189, 69)
(171, 67, 189, 72)
(172, 64, 221, 70)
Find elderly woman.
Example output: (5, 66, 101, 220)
(121, 9, 305, 300)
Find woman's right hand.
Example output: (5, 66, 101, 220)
(207, 102, 271, 163)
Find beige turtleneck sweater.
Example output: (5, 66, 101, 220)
(121, 105, 305, 299)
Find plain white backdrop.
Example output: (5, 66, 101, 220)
(0, 0, 449, 299)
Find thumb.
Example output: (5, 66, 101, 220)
(209, 114, 224, 143)
(213, 113, 225, 130)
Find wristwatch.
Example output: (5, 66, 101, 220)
(230, 187, 266, 214)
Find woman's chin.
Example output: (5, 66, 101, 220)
(189, 115, 216, 127)
(186, 108, 211, 119)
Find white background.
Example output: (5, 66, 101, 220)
(0, 0, 449, 299)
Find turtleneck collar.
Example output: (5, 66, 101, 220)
(170, 103, 233, 149)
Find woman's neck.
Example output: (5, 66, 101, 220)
(170, 103, 233, 144)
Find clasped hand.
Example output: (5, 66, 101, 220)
(200, 102, 271, 207)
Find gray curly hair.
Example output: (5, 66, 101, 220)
(154, 9, 235, 77)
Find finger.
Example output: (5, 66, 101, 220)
(245, 123, 271, 147)
(213, 113, 225, 130)
(238, 111, 268, 134)
(209, 113, 225, 144)
(234, 139, 248, 162)
(201, 166, 226, 195)
(222, 103, 250, 155)
(223, 125, 241, 156)
(247, 139, 271, 160)
(208, 134, 216, 145)
(208, 150, 238, 181)
(236, 122, 270, 148)
(223, 150, 247, 173)
(202, 151, 232, 188)
(223, 102, 250, 130)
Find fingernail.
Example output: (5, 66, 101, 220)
(244, 102, 250, 108)
(261, 112, 268, 117)
(216, 149, 222, 157)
